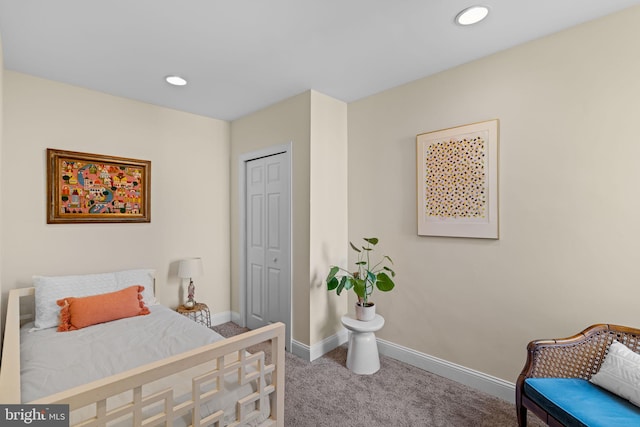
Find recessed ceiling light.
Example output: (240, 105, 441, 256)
(165, 75, 187, 86)
(455, 6, 489, 26)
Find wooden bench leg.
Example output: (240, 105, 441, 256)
(516, 405, 527, 427)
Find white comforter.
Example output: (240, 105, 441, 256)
(21, 305, 269, 426)
(21, 305, 222, 402)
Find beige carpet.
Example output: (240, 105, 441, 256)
(212, 322, 545, 427)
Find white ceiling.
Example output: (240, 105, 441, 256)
(1, 1, 638, 121)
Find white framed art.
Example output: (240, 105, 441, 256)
(416, 119, 499, 239)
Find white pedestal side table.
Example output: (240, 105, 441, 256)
(341, 314, 385, 375)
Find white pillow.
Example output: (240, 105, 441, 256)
(590, 341, 640, 406)
(113, 269, 158, 306)
(33, 272, 118, 330)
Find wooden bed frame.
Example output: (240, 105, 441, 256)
(0, 287, 285, 427)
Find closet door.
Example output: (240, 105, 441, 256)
(245, 153, 290, 336)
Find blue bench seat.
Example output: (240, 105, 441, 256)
(525, 378, 640, 427)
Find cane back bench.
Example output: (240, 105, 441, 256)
(516, 324, 640, 426)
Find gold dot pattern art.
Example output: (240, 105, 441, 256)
(424, 136, 487, 219)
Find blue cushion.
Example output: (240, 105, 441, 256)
(525, 378, 640, 427)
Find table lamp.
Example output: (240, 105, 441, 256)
(178, 257, 203, 309)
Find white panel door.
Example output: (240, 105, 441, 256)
(246, 153, 290, 342)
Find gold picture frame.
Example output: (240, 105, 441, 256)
(416, 119, 498, 239)
(47, 148, 151, 224)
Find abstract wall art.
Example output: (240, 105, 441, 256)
(47, 148, 151, 224)
(416, 119, 498, 239)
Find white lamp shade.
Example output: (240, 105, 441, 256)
(178, 257, 203, 278)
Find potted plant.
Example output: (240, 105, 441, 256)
(326, 237, 396, 321)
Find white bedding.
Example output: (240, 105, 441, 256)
(21, 305, 270, 426)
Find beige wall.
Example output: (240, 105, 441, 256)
(1, 72, 230, 313)
(230, 91, 312, 344)
(309, 91, 348, 344)
(0, 35, 4, 339)
(347, 6, 640, 382)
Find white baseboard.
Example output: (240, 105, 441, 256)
(376, 338, 515, 402)
(222, 316, 513, 401)
(292, 329, 348, 362)
(291, 340, 310, 361)
(211, 311, 232, 326)
(230, 311, 242, 326)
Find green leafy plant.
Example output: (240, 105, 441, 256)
(326, 237, 396, 305)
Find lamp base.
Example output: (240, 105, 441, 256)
(184, 299, 195, 309)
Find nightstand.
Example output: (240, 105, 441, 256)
(176, 302, 211, 328)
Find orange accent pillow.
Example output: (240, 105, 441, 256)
(56, 285, 150, 332)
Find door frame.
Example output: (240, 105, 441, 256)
(238, 142, 293, 351)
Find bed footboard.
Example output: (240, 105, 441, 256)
(0, 287, 285, 427)
(0, 287, 32, 404)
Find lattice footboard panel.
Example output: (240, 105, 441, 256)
(30, 323, 285, 427)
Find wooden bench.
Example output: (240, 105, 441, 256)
(516, 324, 640, 426)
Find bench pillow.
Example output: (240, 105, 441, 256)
(590, 341, 640, 407)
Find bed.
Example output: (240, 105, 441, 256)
(0, 270, 285, 427)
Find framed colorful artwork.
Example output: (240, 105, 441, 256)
(47, 149, 151, 224)
(416, 119, 498, 239)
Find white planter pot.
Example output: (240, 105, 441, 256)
(355, 301, 375, 321)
